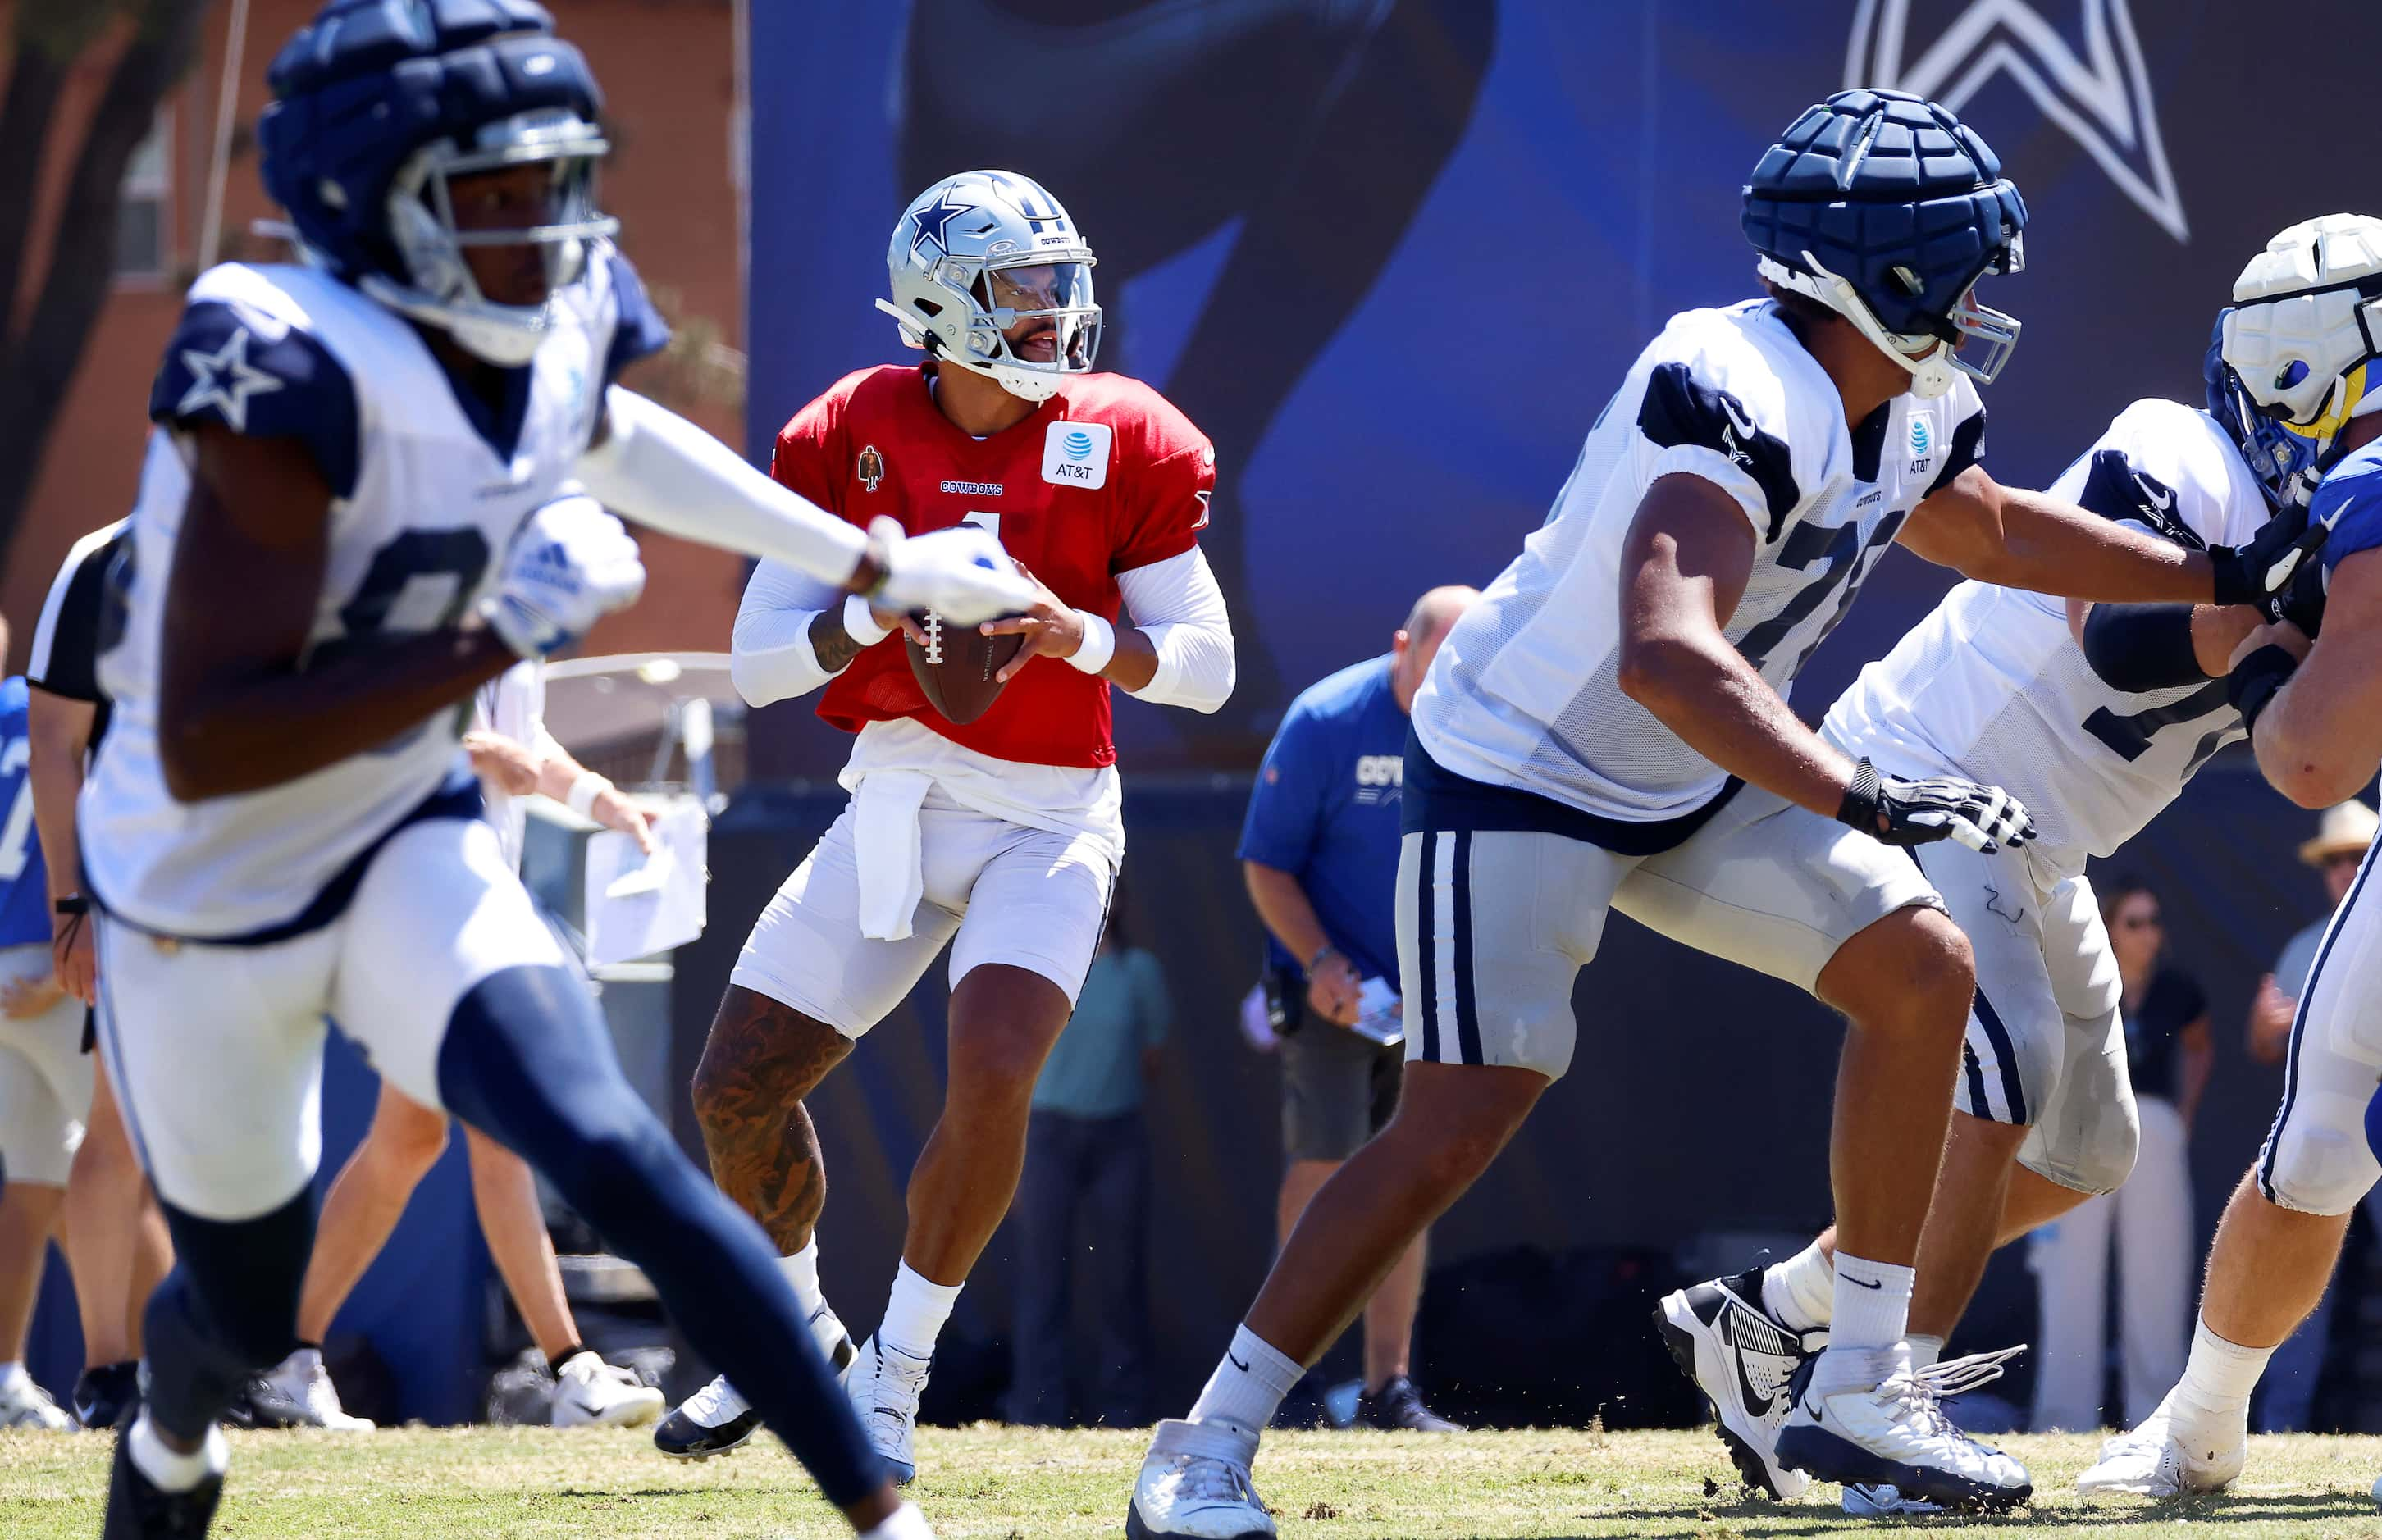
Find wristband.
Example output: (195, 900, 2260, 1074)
(842, 594, 893, 647)
(565, 769, 612, 819)
(1066, 612, 1116, 674)
(53, 895, 86, 916)
(2226, 644, 2299, 732)
(1836, 758, 1882, 833)
(1306, 943, 1340, 975)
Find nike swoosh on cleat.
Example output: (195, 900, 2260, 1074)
(1721, 1319, 1775, 1419)
(1841, 1273, 1882, 1290)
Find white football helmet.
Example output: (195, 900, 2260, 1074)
(2215, 213, 2382, 506)
(875, 171, 1100, 403)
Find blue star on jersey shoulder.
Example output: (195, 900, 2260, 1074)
(2311, 440, 2382, 572)
(149, 299, 361, 499)
(908, 187, 974, 262)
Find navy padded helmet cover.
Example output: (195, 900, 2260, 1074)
(1741, 89, 2027, 340)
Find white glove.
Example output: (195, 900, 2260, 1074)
(479, 494, 648, 658)
(867, 516, 1034, 623)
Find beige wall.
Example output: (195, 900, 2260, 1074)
(0, 0, 749, 668)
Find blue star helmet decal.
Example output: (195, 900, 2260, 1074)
(908, 187, 974, 262)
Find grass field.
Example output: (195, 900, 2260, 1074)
(10, 1424, 2382, 1538)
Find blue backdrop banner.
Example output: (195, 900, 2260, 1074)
(747, 0, 2366, 770)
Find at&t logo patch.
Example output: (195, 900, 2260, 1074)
(1041, 419, 1111, 489)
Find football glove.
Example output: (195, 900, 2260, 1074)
(2211, 503, 2326, 608)
(481, 495, 647, 659)
(867, 516, 1036, 623)
(1837, 759, 2035, 854)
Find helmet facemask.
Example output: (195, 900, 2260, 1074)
(362, 107, 618, 367)
(882, 249, 1100, 403)
(1759, 234, 2023, 400)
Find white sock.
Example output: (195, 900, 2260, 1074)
(778, 1237, 824, 1318)
(2170, 1316, 2271, 1428)
(858, 1500, 935, 1540)
(1907, 1334, 1945, 1371)
(1828, 1252, 1914, 1351)
(1188, 1324, 1303, 1438)
(1761, 1240, 1835, 1332)
(0, 1360, 25, 1388)
(878, 1262, 961, 1360)
(129, 1411, 229, 1495)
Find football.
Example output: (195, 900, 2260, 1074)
(906, 609, 1027, 725)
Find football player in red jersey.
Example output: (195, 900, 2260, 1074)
(655, 171, 1235, 1479)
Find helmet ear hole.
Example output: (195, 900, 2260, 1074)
(914, 298, 942, 318)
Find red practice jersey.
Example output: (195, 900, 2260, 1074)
(773, 362, 1215, 768)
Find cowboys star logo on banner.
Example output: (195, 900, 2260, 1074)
(1846, 0, 2188, 243)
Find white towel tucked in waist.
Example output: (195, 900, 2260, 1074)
(851, 769, 933, 941)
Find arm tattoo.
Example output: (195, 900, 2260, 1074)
(809, 605, 870, 672)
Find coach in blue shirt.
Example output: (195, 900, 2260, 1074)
(1239, 585, 1476, 1433)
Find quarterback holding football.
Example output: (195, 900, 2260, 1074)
(655, 169, 1235, 1483)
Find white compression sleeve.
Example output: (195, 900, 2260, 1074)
(577, 386, 869, 584)
(729, 558, 848, 707)
(1115, 547, 1235, 713)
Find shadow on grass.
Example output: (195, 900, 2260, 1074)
(1489, 1488, 2382, 1538)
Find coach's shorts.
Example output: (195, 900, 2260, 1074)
(0, 942, 92, 1187)
(98, 816, 567, 1222)
(1914, 840, 2135, 1195)
(2257, 838, 2382, 1216)
(1398, 782, 1941, 1082)
(730, 788, 1116, 1038)
(1280, 1009, 1403, 1163)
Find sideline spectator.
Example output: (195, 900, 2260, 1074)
(1006, 883, 1169, 1427)
(2255, 799, 2379, 1433)
(1239, 585, 1476, 1432)
(2030, 877, 2210, 1431)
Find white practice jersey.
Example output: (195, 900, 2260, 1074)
(1413, 299, 1985, 830)
(83, 248, 668, 941)
(1825, 399, 2270, 874)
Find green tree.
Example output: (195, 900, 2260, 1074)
(0, 0, 217, 556)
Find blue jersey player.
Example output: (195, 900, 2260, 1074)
(2080, 213, 2382, 1498)
(0, 671, 87, 1432)
(1129, 90, 2324, 1536)
(83, 3, 1034, 1536)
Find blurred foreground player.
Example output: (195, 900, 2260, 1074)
(657, 170, 1233, 1482)
(1129, 89, 2322, 1538)
(82, 3, 1031, 1535)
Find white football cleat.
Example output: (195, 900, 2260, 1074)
(1126, 1418, 1277, 1540)
(0, 1364, 73, 1430)
(262, 1347, 374, 1432)
(846, 1336, 933, 1485)
(1655, 1264, 1824, 1500)
(1773, 1345, 2031, 1512)
(552, 1351, 665, 1428)
(653, 1372, 758, 1459)
(2075, 1401, 2245, 1497)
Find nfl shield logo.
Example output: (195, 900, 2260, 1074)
(857, 444, 885, 492)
